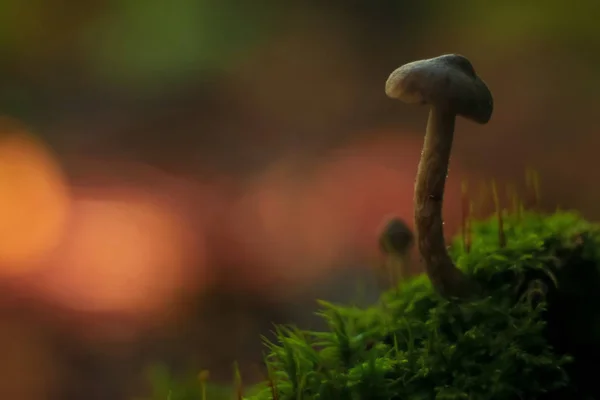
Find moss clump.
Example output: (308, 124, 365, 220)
(248, 211, 600, 400)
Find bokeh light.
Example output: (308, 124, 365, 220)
(31, 183, 202, 315)
(0, 117, 70, 273)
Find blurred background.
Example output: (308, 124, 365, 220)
(0, 0, 599, 398)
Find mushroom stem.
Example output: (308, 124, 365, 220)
(414, 106, 475, 299)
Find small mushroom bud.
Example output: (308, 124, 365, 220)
(378, 217, 414, 289)
(379, 217, 414, 257)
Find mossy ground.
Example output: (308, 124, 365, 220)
(150, 210, 600, 399)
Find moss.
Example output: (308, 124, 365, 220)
(144, 364, 261, 400)
(247, 211, 600, 400)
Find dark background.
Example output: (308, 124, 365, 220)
(0, 1, 599, 398)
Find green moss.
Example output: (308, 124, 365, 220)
(248, 211, 600, 400)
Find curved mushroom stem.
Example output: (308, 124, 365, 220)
(414, 106, 477, 299)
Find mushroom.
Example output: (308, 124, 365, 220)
(379, 217, 414, 257)
(378, 217, 414, 288)
(385, 54, 493, 299)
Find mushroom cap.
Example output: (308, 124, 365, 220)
(385, 54, 493, 124)
(379, 217, 414, 256)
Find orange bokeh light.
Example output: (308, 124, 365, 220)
(38, 191, 193, 314)
(0, 117, 70, 273)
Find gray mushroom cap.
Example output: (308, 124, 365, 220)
(385, 54, 493, 124)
